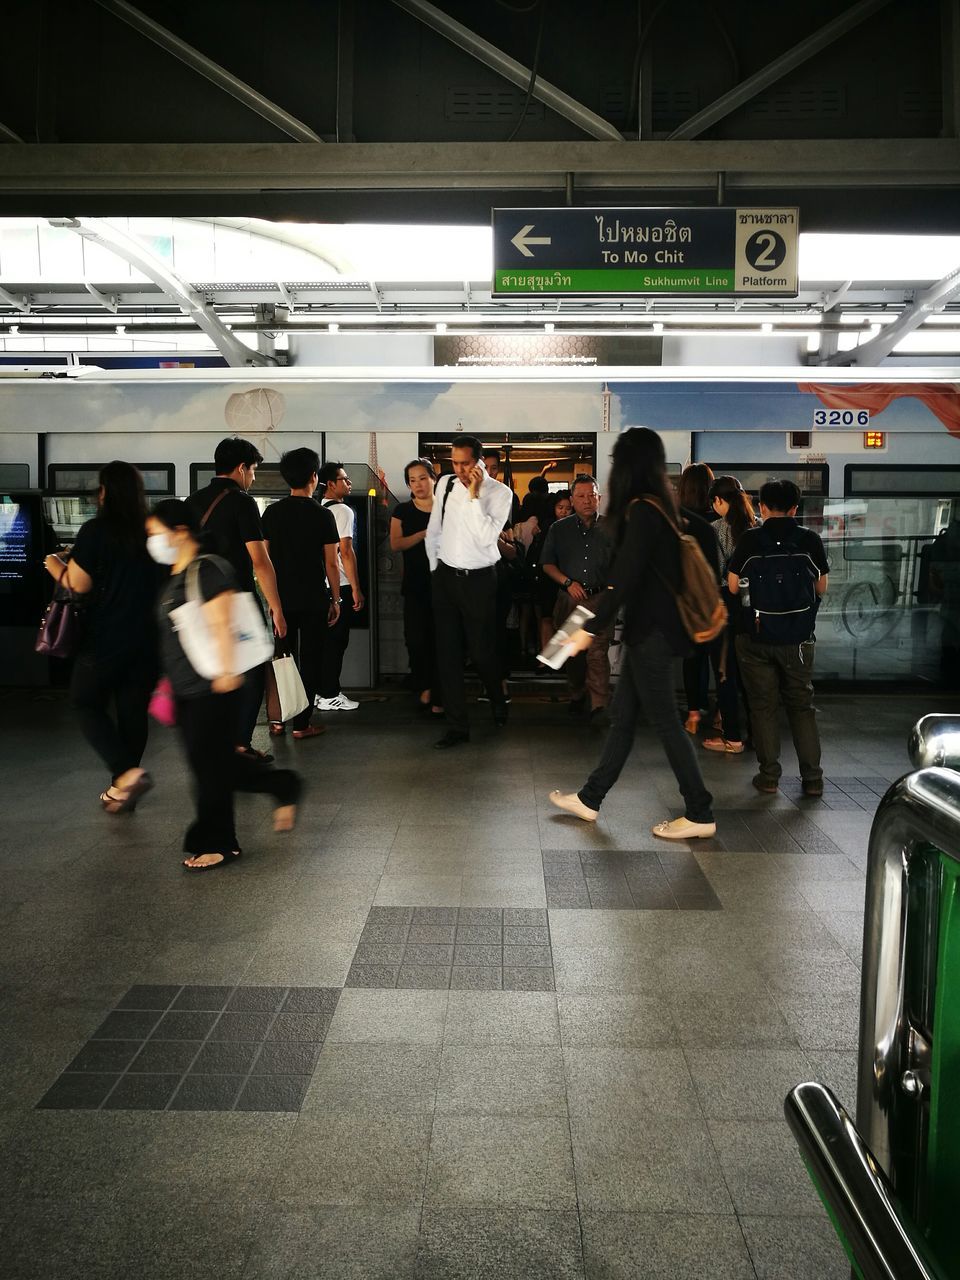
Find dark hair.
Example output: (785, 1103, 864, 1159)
(571, 473, 598, 493)
(678, 463, 715, 512)
(150, 497, 203, 538)
(214, 437, 262, 474)
(451, 434, 482, 461)
(759, 478, 801, 513)
(318, 460, 345, 488)
(527, 475, 549, 496)
(98, 460, 147, 552)
(709, 474, 756, 544)
(279, 447, 320, 490)
(403, 457, 435, 487)
(553, 489, 572, 512)
(606, 427, 678, 544)
(481, 448, 500, 463)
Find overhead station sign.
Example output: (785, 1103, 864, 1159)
(493, 206, 799, 297)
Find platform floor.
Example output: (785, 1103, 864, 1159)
(1, 685, 954, 1278)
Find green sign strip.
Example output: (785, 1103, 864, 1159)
(495, 268, 735, 294)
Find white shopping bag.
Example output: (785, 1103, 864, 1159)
(169, 558, 274, 680)
(271, 654, 309, 722)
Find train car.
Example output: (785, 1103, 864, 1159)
(1, 365, 957, 688)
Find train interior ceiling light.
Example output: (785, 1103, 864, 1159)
(0, 221, 958, 357)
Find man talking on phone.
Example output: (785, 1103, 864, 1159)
(426, 434, 513, 749)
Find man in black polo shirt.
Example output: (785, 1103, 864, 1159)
(185, 436, 286, 760)
(727, 479, 830, 797)
(262, 448, 341, 739)
(540, 474, 613, 720)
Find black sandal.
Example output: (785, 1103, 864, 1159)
(182, 850, 240, 873)
(107, 772, 154, 814)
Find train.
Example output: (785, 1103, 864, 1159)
(1, 364, 958, 688)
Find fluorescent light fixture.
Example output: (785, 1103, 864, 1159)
(761, 322, 773, 333)
(327, 322, 339, 333)
(544, 322, 555, 333)
(435, 322, 447, 332)
(653, 322, 664, 333)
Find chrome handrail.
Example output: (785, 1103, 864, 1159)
(785, 1083, 945, 1280)
(857, 766, 960, 1199)
(908, 715, 960, 770)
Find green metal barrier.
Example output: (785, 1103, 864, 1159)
(786, 715, 960, 1279)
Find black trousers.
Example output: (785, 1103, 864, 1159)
(319, 585, 353, 698)
(404, 589, 440, 701)
(432, 562, 502, 735)
(176, 689, 301, 855)
(238, 662, 266, 748)
(71, 649, 157, 782)
(282, 608, 328, 729)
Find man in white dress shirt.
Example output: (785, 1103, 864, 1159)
(426, 434, 514, 748)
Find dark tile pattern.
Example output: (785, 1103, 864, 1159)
(776, 776, 888, 811)
(36, 984, 340, 1113)
(345, 907, 555, 990)
(542, 851, 722, 911)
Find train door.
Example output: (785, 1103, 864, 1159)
(418, 432, 597, 498)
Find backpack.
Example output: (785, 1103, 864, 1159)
(741, 526, 820, 645)
(641, 499, 727, 645)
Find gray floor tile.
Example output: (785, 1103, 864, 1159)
(552, 946, 661, 994)
(242, 1206, 421, 1280)
(570, 1113, 731, 1213)
(436, 1045, 566, 1116)
(449, 967, 503, 989)
(326, 990, 448, 1044)
(425, 1115, 577, 1210)
(669, 993, 799, 1048)
(557, 993, 674, 1047)
(739, 1212, 852, 1279)
(581, 1210, 755, 1279)
(564, 1047, 700, 1120)
(773, 990, 860, 1050)
(271, 1111, 432, 1207)
(708, 1119, 824, 1215)
(416, 1207, 584, 1280)
(443, 992, 560, 1046)
(304, 1044, 441, 1113)
(687, 1048, 813, 1120)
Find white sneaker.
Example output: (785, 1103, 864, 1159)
(651, 817, 717, 840)
(549, 790, 599, 822)
(314, 694, 360, 711)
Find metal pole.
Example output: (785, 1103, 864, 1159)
(93, 0, 322, 142)
(390, 0, 623, 141)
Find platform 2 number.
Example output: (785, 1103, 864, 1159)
(813, 409, 871, 427)
(745, 231, 786, 271)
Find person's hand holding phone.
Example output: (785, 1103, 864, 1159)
(467, 464, 484, 499)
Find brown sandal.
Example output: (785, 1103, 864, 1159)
(292, 725, 325, 740)
(268, 721, 285, 737)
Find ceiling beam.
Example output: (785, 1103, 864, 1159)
(0, 285, 30, 312)
(668, 0, 895, 141)
(84, 282, 120, 313)
(93, 0, 322, 143)
(389, 0, 623, 142)
(54, 217, 273, 366)
(1, 139, 958, 194)
(0, 121, 23, 143)
(821, 263, 960, 364)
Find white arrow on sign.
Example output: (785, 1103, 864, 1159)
(511, 224, 552, 258)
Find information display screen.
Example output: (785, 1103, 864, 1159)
(0, 493, 45, 624)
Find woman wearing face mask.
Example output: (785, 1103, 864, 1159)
(43, 460, 161, 813)
(390, 459, 443, 715)
(147, 500, 301, 871)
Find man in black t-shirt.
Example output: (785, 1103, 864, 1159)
(727, 479, 830, 797)
(185, 436, 286, 759)
(262, 448, 341, 739)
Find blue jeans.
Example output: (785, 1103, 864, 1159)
(579, 630, 714, 823)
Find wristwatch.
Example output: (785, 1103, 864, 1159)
(562, 577, 573, 590)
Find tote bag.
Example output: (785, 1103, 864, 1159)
(169, 558, 274, 680)
(35, 565, 84, 659)
(266, 654, 309, 723)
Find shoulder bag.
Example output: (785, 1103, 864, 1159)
(35, 562, 84, 659)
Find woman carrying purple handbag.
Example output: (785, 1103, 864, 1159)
(42, 461, 163, 815)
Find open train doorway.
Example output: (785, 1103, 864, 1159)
(417, 432, 597, 499)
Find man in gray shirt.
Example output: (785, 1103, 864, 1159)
(541, 474, 613, 720)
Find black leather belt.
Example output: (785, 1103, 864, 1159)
(438, 560, 495, 577)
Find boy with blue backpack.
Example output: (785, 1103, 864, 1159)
(726, 479, 830, 796)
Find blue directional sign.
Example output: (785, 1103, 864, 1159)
(492, 206, 799, 296)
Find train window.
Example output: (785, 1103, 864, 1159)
(705, 463, 828, 497)
(48, 463, 174, 495)
(0, 463, 30, 488)
(845, 466, 960, 498)
(190, 462, 288, 496)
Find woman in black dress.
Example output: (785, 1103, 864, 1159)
(43, 460, 160, 813)
(390, 459, 442, 713)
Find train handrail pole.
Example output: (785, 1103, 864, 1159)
(857, 752, 960, 1258)
(784, 1082, 945, 1280)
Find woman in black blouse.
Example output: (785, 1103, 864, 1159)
(549, 428, 717, 840)
(390, 459, 442, 714)
(43, 460, 160, 814)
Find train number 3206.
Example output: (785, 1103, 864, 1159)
(813, 409, 870, 427)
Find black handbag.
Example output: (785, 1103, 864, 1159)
(35, 563, 84, 659)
